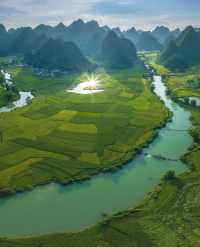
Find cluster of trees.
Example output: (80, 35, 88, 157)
(0, 71, 19, 103)
(162, 170, 176, 181)
(4, 85, 19, 102)
(183, 97, 197, 107)
(0, 72, 4, 84)
(187, 77, 200, 89)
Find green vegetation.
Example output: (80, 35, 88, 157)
(0, 71, 19, 107)
(136, 31, 163, 51)
(0, 63, 168, 196)
(140, 52, 170, 75)
(145, 51, 200, 99)
(0, 21, 182, 60)
(0, 19, 199, 246)
(160, 63, 200, 240)
(162, 170, 176, 181)
(152, 26, 172, 45)
(1, 157, 200, 247)
(0, 71, 6, 107)
(0, 56, 21, 67)
(163, 68, 200, 99)
(25, 39, 94, 72)
(2, 54, 199, 247)
(159, 26, 200, 70)
(99, 31, 137, 69)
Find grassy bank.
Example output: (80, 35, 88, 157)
(1, 166, 200, 247)
(0, 62, 169, 196)
(1, 55, 199, 247)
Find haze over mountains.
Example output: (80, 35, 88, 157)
(0, 19, 183, 57)
(0, 19, 199, 72)
(136, 32, 163, 51)
(25, 39, 94, 72)
(160, 26, 200, 70)
(99, 31, 137, 69)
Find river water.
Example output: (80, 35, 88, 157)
(0, 71, 34, 113)
(0, 72, 193, 237)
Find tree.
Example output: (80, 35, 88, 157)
(162, 170, 176, 181)
(0, 129, 3, 143)
(0, 72, 4, 85)
(184, 97, 189, 104)
(190, 99, 197, 107)
(187, 79, 194, 85)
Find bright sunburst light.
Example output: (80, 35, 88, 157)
(67, 74, 104, 94)
(83, 74, 100, 89)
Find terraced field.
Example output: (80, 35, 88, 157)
(0, 63, 168, 195)
(1, 55, 199, 247)
(158, 64, 200, 100)
(1, 55, 199, 246)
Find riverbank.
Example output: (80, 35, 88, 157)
(0, 71, 34, 114)
(0, 64, 169, 198)
(144, 53, 200, 170)
(0, 62, 193, 238)
(0, 61, 198, 246)
(0, 108, 171, 198)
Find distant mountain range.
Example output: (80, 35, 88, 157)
(99, 31, 137, 69)
(0, 20, 199, 71)
(136, 31, 163, 51)
(25, 39, 94, 72)
(112, 25, 181, 51)
(159, 26, 200, 70)
(34, 20, 108, 56)
(0, 20, 185, 57)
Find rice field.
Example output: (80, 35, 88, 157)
(0, 63, 169, 194)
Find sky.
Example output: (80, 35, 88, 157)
(0, 0, 199, 30)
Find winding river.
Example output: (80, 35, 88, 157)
(0, 71, 34, 113)
(0, 70, 193, 237)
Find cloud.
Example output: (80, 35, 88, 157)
(0, 0, 98, 27)
(0, 0, 199, 30)
(91, 0, 140, 15)
(0, 6, 27, 21)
